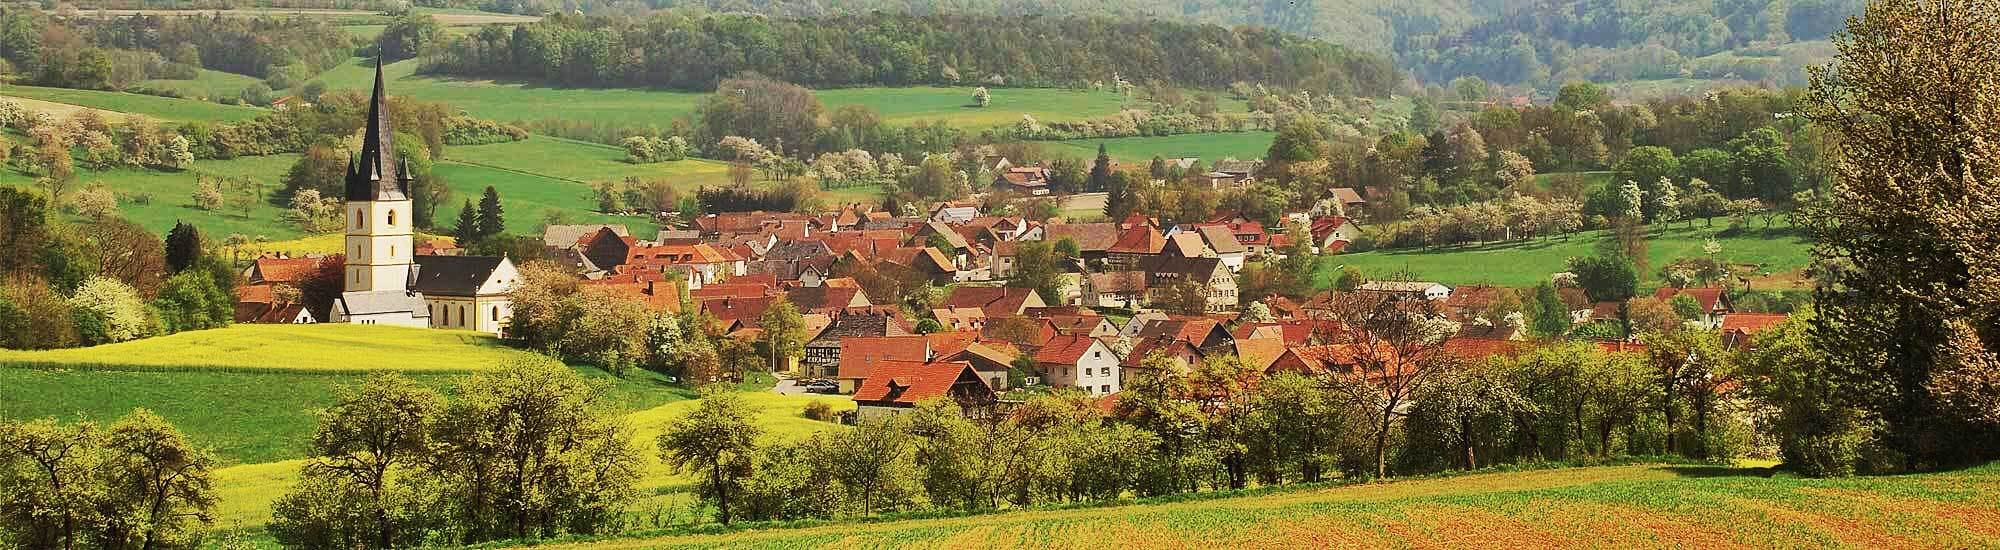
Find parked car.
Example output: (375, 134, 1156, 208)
(803, 379, 840, 393)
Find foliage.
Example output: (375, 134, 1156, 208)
(68, 277, 155, 346)
(0, 410, 217, 550)
(658, 387, 760, 524)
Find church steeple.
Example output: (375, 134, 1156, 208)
(345, 58, 408, 202)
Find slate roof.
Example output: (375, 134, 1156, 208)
(344, 60, 408, 201)
(411, 255, 506, 296)
(337, 290, 430, 316)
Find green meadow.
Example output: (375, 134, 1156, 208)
(0, 154, 305, 239)
(133, 68, 268, 103)
(0, 84, 266, 122)
(1318, 221, 1814, 288)
(542, 462, 2000, 549)
(315, 58, 1150, 132)
(1047, 131, 1276, 164)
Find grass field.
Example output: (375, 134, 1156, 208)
(432, 160, 660, 238)
(544, 462, 2000, 548)
(1047, 131, 1275, 164)
(0, 324, 539, 374)
(0, 84, 266, 122)
(0, 154, 305, 239)
(443, 136, 733, 186)
(134, 69, 267, 103)
(201, 390, 844, 530)
(1318, 221, 1813, 288)
(315, 58, 1149, 133)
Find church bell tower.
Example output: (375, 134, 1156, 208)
(343, 59, 415, 293)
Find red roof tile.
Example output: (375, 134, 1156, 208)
(1032, 334, 1104, 365)
(851, 361, 985, 406)
(837, 336, 932, 380)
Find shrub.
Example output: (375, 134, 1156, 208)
(803, 401, 835, 422)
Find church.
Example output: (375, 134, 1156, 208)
(330, 62, 518, 335)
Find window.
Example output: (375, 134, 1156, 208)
(354, 209, 362, 229)
(387, 210, 396, 226)
(1099, 385, 1110, 393)
(491, 306, 499, 321)
(389, 246, 395, 258)
(459, 306, 467, 327)
(1092, 351, 1101, 359)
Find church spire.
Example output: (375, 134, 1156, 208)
(345, 58, 408, 201)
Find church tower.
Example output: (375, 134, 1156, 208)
(344, 60, 415, 293)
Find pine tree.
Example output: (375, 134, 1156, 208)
(164, 222, 201, 273)
(452, 199, 479, 245)
(475, 186, 504, 238)
(1102, 171, 1128, 219)
(1088, 144, 1112, 193)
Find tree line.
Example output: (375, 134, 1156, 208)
(0, 9, 355, 99)
(419, 11, 1399, 96)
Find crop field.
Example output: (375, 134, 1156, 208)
(1317, 221, 1813, 288)
(1046, 131, 1275, 164)
(443, 136, 733, 186)
(0, 85, 266, 122)
(0, 324, 538, 373)
(314, 58, 1150, 133)
(537, 462, 2000, 549)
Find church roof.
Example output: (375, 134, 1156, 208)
(338, 290, 430, 316)
(411, 255, 506, 296)
(345, 59, 409, 202)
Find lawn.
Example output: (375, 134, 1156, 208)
(541, 462, 2000, 548)
(1046, 131, 1275, 164)
(0, 154, 305, 239)
(315, 58, 1148, 133)
(1317, 221, 1813, 288)
(0, 84, 266, 122)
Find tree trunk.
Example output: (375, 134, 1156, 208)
(1373, 408, 1395, 479)
(714, 462, 731, 524)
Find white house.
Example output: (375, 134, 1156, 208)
(1031, 334, 1122, 396)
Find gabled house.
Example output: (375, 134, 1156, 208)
(1107, 225, 1167, 269)
(1194, 225, 1248, 271)
(940, 286, 1047, 317)
(852, 361, 996, 421)
(1080, 271, 1147, 309)
(1310, 216, 1363, 253)
(947, 341, 1021, 390)
(994, 166, 1053, 196)
(785, 285, 871, 316)
(989, 240, 1021, 279)
(1138, 256, 1238, 313)
(757, 239, 835, 282)
(1031, 334, 1122, 395)
(1045, 315, 1117, 338)
(836, 335, 936, 394)
(1039, 223, 1120, 264)
(543, 224, 630, 249)
(1132, 317, 1235, 351)
(1193, 221, 1273, 257)
(1122, 336, 1205, 373)
(1162, 230, 1211, 259)
(1358, 281, 1452, 301)
(1330, 188, 1368, 214)
(1654, 287, 1735, 328)
(412, 255, 519, 335)
(1721, 312, 1788, 350)
(931, 305, 989, 332)
(699, 296, 779, 332)
(803, 312, 912, 378)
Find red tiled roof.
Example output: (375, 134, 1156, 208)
(1043, 223, 1120, 252)
(837, 336, 932, 380)
(1123, 337, 1202, 368)
(941, 287, 1040, 317)
(250, 256, 325, 284)
(699, 296, 778, 324)
(852, 361, 983, 406)
(690, 283, 770, 300)
(1235, 337, 1287, 371)
(1654, 287, 1728, 312)
(1032, 334, 1103, 365)
(1108, 226, 1167, 254)
(1721, 313, 1788, 334)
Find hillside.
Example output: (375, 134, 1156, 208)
(528, 461, 2000, 548)
(1317, 222, 1813, 288)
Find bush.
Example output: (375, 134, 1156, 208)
(802, 401, 835, 422)
(443, 116, 528, 145)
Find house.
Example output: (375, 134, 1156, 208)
(1030, 334, 1122, 395)
(234, 285, 318, 324)
(542, 224, 629, 249)
(1039, 223, 1120, 264)
(1080, 271, 1147, 309)
(803, 312, 912, 378)
(1132, 317, 1235, 350)
(1330, 188, 1368, 215)
(1358, 281, 1452, 301)
(1106, 225, 1166, 269)
(624, 242, 742, 285)
(1721, 312, 1789, 350)
(244, 254, 328, 286)
(940, 286, 1047, 317)
(994, 166, 1053, 196)
(1443, 285, 1510, 322)
(948, 341, 1021, 390)
(988, 241, 1021, 279)
(1654, 287, 1735, 327)
(699, 296, 780, 332)
(785, 285, 871, 316)
(852, 361, 997, 421)
(757, 239, 835, 282)
(924, 202, 980, 225)
(836, 336, 937, 394)
(1193, 221, 1272, 257)
(931, 305, 989, 332)
(1045, 315, 1118, 338)
(1194, 225, 1248, 271)
(412, 255, 519, 335)
(879, 247, 959, 284)
(1234, 337, 1287, 372)
(913, 221, 973, 267)
(1123, 336, 1205, 372)
(1212, 158, 1262, 182)
(1162, 230, 1210, 259)
(1267, 344, 1376, 376)
(1139, 256, 1237, 313)
(1309, 216, 1363, 253)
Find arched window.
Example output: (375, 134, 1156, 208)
(387, 210, 396, 226)
(458, 306, 467, 327)
(491, 306, 499, 321)
(353, 209, 362, 229)
(442, 306, 449, 325)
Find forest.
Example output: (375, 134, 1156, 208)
(418, 12, 1401, 95)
